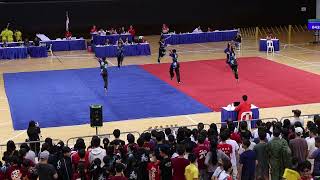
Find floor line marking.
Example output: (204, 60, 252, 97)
(185, 115, 197, 124)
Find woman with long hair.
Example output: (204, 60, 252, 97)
(205, 139, 229, 179)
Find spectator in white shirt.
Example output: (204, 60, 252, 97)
(306, 124, 317, 170)
(225, 130, 239, 179)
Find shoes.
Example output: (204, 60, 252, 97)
(104, 88, 108, 94)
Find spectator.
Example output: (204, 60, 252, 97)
(298, 160, 313, 180)
(193, 135, 209, 179)
(27, 120, 41, 154)
(5, 155, 28, 180)
(89, 136, 106, 166)
(253, 129, 269, 180)
(235, 95, 251, 121)
(289, 127, 308, 163)
(225, 130, 239, 179)
(2, 140, 19, 164)
(171, 144, 190, 180)
(309, 136, 320, 176)
(306, 125, 317, 170)
(72, 162, 89, 180)
(212, 159, 233, 180)
(124, 133, 138, 154)
(20, 143, 36, 164)
(155, 132, 169, 160)
(56, 146, 72, 180)
(109, 163, 128, 180)
(205, 139, 229, 178)
(135, 137, 149, 180)
(198, 123, 205, 132)
(233, 33, 242, 49)
(159, 146, 172, 180)
(147, 152, 160, 180)
(291, 109, 304, 126)
(36, 151, 58, 180)
(266, 128, 291, 180)
(217, 131, 232, 158)
(185, 153, 199, 180)
(110, 129, 126, 146)
(90, 158, 104, 179)
(239, 139, 256, 180)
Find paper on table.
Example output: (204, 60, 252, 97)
(222, 104, 258, 111)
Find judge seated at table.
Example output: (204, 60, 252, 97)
(90, 25, 97, 33)
(105, 39, 111, 46)
(124, 37, 132, 45)
(128, 25, 136, 36)
(2, 41, 8, 47)
(162, 24, 169, 34)
(98, 29, 106, 36)
(207, 27, 212, 32)
(110, 28, 117, 34)
(118, 27, 126, 34)
(65, 31, 72, 40)
(193, 26, 202, 33)
(14, 29, 22, 42)
(266, 32, 273, 40)
(235, 95, 251, 120)
(24, 38, 30, 47)
(33, 37, 40, 46)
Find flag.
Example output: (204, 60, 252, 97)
(66, 11, 70, 31)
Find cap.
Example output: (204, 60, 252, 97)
(295, 127, 303, 135)
(39, 151, 49, 160)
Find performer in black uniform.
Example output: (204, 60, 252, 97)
(117, 39, 124, 68)
(98, 57, 108, 93)
(158, 37, 166, 63)
(169, 49, 180, 83)
(224, 42, 232, 65)
(229, 46, 239, 81)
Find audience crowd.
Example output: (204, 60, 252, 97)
(1, 113, 320, 180)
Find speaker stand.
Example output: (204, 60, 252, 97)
(96, 127, 98, 136)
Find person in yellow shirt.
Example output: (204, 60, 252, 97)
(185, 153, 199, 180)
(7, 29, 14, 42)
(283, 158, 300, 180)
(1, 29, 7, 42)
(14, 30, 22, 42)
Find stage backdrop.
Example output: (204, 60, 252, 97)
(0, 0, 316, 39)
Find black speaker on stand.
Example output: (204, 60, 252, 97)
(90, 104, 103, 135)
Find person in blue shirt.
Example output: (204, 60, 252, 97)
(169, 49, 181, 83)
(229, 46, 239, 81)
(98, 57, 108, 94)
(224, 43, 232, 65)
(158, 37, 166, 63)
(117, 39, 125, 68)
(239, 139, 256, 180)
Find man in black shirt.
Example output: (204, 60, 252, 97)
(56, 146, 72, 180)
(110, 129, 126, 146)
(36, 151, 58, 180)
(159, 146, 172, 180)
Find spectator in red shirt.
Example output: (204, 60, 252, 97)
(5, 156, 28, 180)
(109, 163, 128, 180)
(91, 25, 97, 33)
(235, 95, 251, 120)
(147, 153, 160, 180)
(217, 130, 233, 158)
(124, 133, 138, 155)
(128, 25, 136, 36)
(172, 144, 190, 180)
(193, 135, 209, 180)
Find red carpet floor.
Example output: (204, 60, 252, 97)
(141, 57, 320, 111)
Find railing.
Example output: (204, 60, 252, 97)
(280, 114, 320, 126)
(66, 131, 141, 147)
(239, 25, 309, 38)
(143, 124, 211, 134)
(0, 139, 62, 157)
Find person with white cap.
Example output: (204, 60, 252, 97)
(36, 151, 58, 180)
(289, 127, 308, 163)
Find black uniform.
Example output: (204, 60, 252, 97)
(229, 52, 239, 80)
(99, 58, 108, 91)
(169, 52, 180, 83)
(158, 40, 166, 63)
(117, 43, 124, 68)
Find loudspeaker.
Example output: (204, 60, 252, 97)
(90, 105, 103, 127)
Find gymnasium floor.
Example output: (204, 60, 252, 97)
(1, 31, 320, 146)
